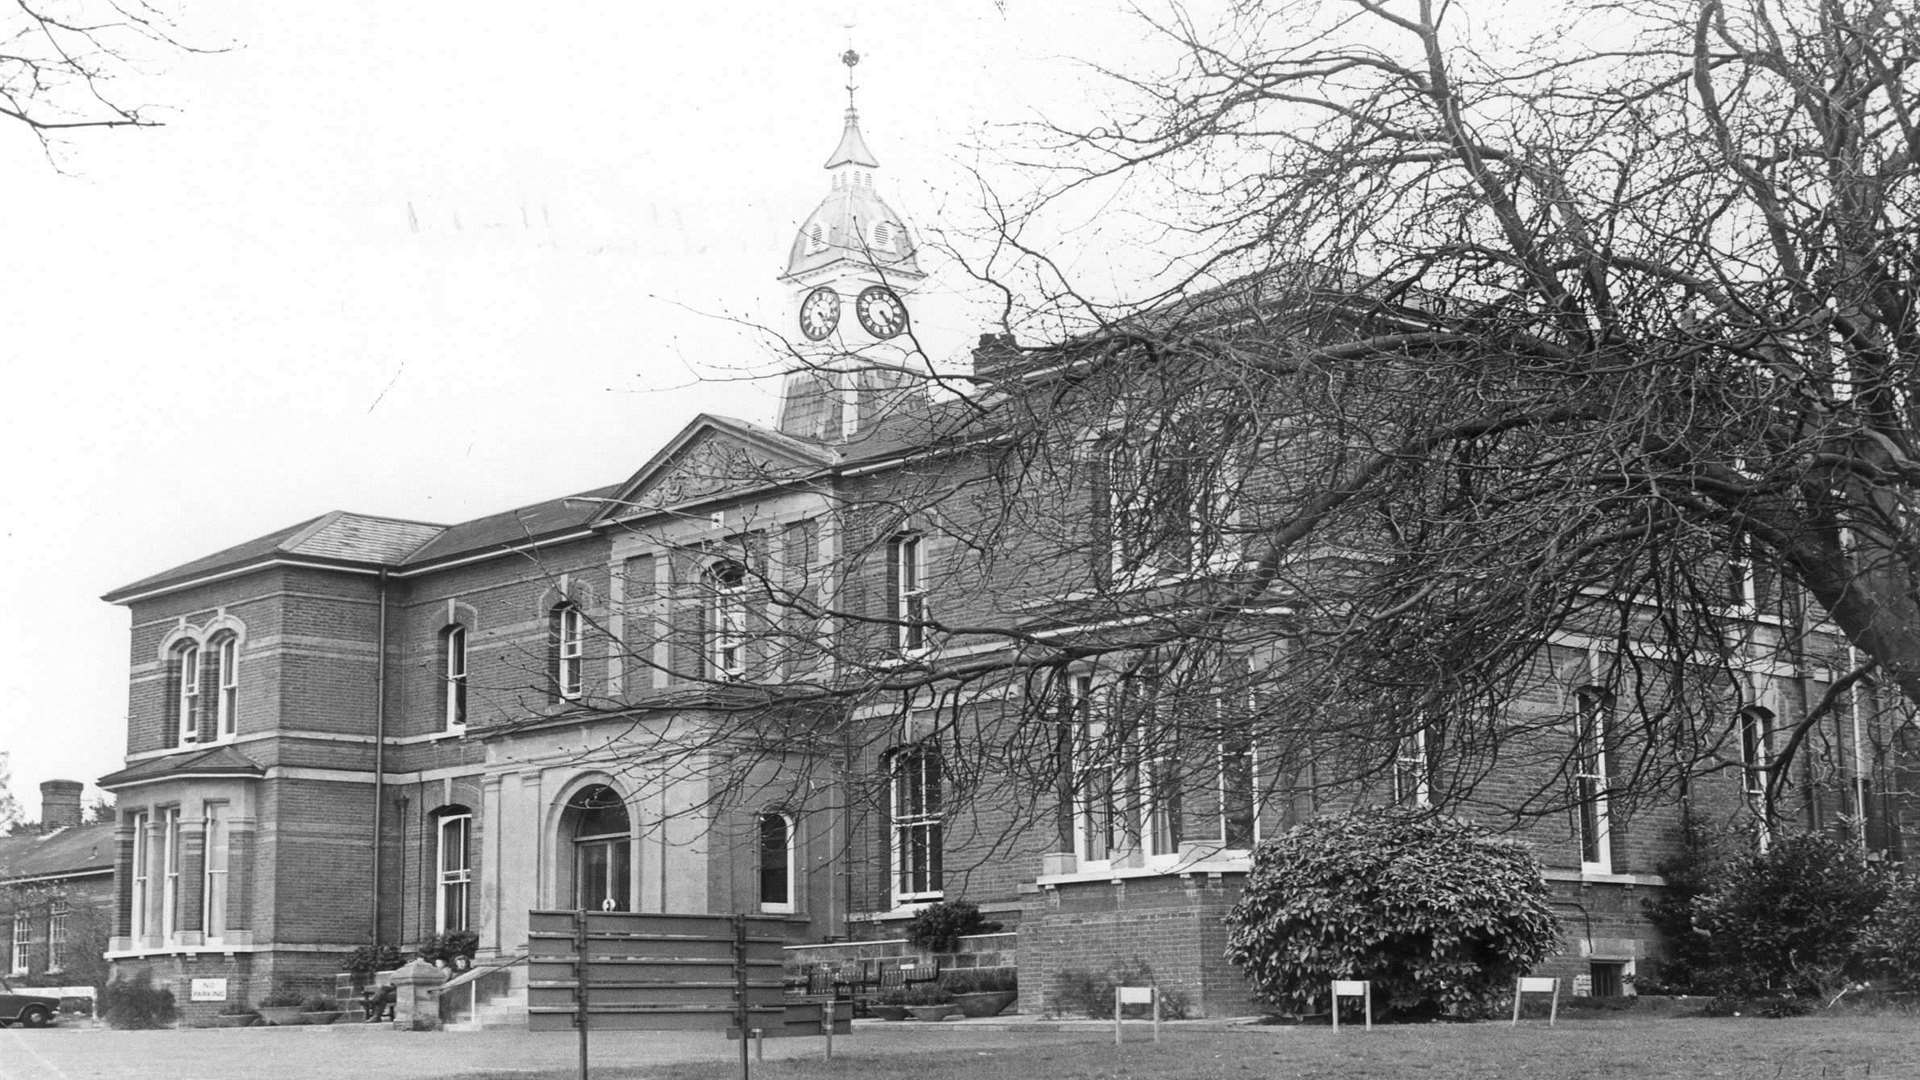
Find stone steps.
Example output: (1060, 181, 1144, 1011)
(445, 986, 527, 1031)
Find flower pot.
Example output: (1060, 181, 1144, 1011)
(256, 1006, 307, 1026)
(301, 1010, 343, 1025)
(868, 1004, 911, 1021)
(952, 991, 1017, 1018)
(906, 1004, 960, 1022)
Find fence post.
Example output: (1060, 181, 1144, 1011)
(734, 914, 751, 1080)
(575, 909, 590, 1080)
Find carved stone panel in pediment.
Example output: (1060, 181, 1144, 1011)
(628, 433, 797, 511)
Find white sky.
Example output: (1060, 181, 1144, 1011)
(0, 0, 1199, 814)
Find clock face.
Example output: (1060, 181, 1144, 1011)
(799, 286, 840, 341)
(857, 286, 908, 339)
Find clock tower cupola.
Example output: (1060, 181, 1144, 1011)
(776, 49, 928, 442)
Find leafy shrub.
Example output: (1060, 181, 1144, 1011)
(1693, 832, 1888, 1002)
(417, 929, 480, 966)
(101, 970, 177, 1029)
(1860, 871, 1920, 991)
(942, 967, 1017, 994)
(1224, 809, 1559, 1020)
(1636, 818, 1722, 994)
(900, 983, 954, 1006)
(1049, 958, 1192, 1020)
(258, 984, 307, 1008)
(302, 993, 337, 1012)
(903, 901, 1002, 954)
(346, 943, 405, 975)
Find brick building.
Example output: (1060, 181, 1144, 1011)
(1, 781, 116, 989)
(99, 69, 1920, 1022)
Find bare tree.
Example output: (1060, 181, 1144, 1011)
(442, 0, 1920, 881)
(2, 0, 202, 155)
(931, 0, 1920, 812)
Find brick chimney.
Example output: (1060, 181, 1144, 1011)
(40, 780, 83, 829)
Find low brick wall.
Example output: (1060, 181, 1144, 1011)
(1018, 872, 1256, 1019)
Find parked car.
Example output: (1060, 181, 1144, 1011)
(0, 978, 61, 1027)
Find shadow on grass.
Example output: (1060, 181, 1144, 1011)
(443, 1015, 1911, 1080)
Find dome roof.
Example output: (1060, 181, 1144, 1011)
(781, 108, 924, 282)
(784, 181, 922, 280)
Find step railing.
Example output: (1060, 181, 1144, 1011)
(434, 952, 529, 1026)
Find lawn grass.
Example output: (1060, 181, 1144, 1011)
(453, 1015, 1911, 1080)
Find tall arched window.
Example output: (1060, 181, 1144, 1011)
(1740, 704, 1777, 846)
(707, 561, 749, 679)
(434, 806, 472, 932)
(175, 643, 201, 745)
(1574, 687, 1613, 874)
(888, 745, 943, 904)
(551, 604, 584, 700)
(566, 785, 631, 912)
(443, 625, 469, 730)
(211, 634, 239, 742)
(889, 533, 928, 654)
(758, 811, 795, 914)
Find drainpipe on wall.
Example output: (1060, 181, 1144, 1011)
(1848, 646, 1869, 846)
(371, 568, 391, 945)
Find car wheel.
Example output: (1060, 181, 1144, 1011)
(20, 1006, 51, 1028)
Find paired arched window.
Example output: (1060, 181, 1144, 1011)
(171, 631, 240, 745)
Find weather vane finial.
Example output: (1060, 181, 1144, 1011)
(841, 32, 860, 114)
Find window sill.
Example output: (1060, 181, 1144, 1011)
(1545, 868, 1667, 887)
(1038, 851, 1253, 887)
(849, 902, 942, 923)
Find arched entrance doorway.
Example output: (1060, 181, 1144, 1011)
(562, 784, 632, 911)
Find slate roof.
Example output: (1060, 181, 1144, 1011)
(96, 744, 267, 791)
(105, 392, 979, 604)
(103, 510, 446, 602)
(397, 483, 623, 568)
(0, 822, 116, 884)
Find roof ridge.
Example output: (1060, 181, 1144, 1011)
(276, 509, 346, 553)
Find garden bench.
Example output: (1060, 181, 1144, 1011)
(361, 983, 397, 1023)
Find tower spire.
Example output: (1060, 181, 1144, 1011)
(825, 46, 878, 170)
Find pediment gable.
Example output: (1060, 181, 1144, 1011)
(599, 416, 837, 520)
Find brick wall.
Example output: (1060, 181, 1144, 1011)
(1019, 873, 1253, 1018)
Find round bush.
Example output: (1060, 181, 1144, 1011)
(102, 969, 177, 1029)
(1224, 809, 1559, 1020)
(1695, 832, 1888, 1000)
(1862, 872, 1920, 990)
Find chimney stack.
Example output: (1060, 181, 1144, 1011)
(40, 780, 83, 829)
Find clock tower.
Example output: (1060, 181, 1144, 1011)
(776, 49, 928, 442)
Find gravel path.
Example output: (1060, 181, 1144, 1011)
(0, 1019, 1115, 1080)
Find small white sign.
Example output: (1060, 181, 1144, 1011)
(1571, 974, 1592, 997)
(190, 978, 229, 1003)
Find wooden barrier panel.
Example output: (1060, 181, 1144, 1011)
(525, 910, 808, 1033)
